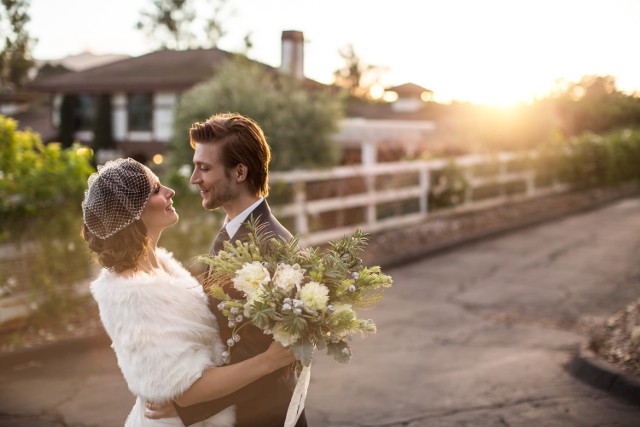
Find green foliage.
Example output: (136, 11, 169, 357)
(552, 76, 640, 137)
(327, 340, 351, 364)
(557, 128, 640, 189)
(170, 57, 344, 171)
(0, 115, 95, 319)
(428, 161, 469, 209)
(0, 0, 36, 90)
(290, 340, 314, 367)
(0, 115, 94, 221)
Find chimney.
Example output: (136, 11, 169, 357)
(281, 30, 304, 80)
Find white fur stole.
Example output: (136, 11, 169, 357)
(90, 248, 234, 426)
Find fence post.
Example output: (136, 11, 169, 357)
(526, 170, 536, 197)
(419, 165, 430, 215)
(499, 159, 506, 198)
(293, 181, 309, 237)
(365, 166, 376, 226)
(464, 168, 473, 205)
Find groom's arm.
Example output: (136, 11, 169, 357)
(173, 368, 279, 426)
(173, 391, 238, 425)
(174, 318, 285, 425)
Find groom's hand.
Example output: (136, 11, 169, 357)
(144, 400, 178, 419)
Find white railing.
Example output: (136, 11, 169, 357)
(269, 151, 569, 246)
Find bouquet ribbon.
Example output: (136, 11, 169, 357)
(284, 364, 312, 427)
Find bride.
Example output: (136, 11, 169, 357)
(81, 158, 295, 426)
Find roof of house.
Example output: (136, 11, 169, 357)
(346, 101, 438, 121)
(30, 48, 234, 93)
(36, 51, 131, 72)
(387, 82, 433, 97)
(30, 48, 328, 94)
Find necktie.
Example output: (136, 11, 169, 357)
(212, 225, 230, 255)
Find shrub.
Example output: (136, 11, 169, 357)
(0, 115, 95, 320)
(559, 128, 640, 189)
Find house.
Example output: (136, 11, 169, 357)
(29, 30, 437, 165)
(31, 48, 228, 162)
(29, 31, 309, 163)
(337, 82, 437, 164)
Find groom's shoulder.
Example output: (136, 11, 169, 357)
(251, 200, 293, 241)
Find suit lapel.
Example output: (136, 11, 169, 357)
(231, 200, 271, 243)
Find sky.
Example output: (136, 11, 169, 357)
(28, 0, 640, 105)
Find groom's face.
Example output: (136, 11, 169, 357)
(191, 142, 236, 211)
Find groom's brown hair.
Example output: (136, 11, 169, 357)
(189, 113, 271, 198)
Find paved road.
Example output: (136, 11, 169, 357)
(2, 196, 640, 426)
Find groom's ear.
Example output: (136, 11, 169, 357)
(235, 164, 248, 183)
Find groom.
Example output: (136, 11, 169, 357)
(147, 113, 307, 427)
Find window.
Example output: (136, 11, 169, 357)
(74, 95, 95, 130)
(128, 93, 153, 131)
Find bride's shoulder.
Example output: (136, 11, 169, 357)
(90, 267, 156, 299)
(157, 247, 193, 277)
(156, 247, 177, 266)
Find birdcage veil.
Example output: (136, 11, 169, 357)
(81, 158, 152, 239)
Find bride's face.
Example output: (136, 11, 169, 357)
(140, 171, 178, 234)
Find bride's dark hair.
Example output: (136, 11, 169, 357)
(82, 220, 149, 273)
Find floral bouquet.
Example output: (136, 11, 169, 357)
(199, 220, 393, 368)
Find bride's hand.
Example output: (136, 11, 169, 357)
(264, 340, 296, 370)
(144, 400, 177, 419)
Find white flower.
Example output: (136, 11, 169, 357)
(232, 261, 271, 299)
(298, 281, 330, 312)
(273, 263, 306, 294)
(272, 323, 299, 347)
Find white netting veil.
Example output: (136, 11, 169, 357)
(82, 158, 152, 239)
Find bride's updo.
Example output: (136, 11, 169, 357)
(81, 158, 152, 273)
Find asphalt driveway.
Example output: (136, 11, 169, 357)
(2, 196, 640, 426)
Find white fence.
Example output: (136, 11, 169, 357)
(270, 151, 569, 246)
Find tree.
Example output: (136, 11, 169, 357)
(552, 75, 640, 136)
(136, 0, 231, 50)
(0, 0, 36, 90)
(333, 44, 387, 100)
(170, 57, 344, 171)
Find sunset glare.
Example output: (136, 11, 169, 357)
(28, 0, 640, 106)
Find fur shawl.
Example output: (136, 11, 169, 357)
(91, 248, 234, 425)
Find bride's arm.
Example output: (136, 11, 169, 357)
(174, 340, 295, 407)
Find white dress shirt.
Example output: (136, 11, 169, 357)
(222, 198, 264, 239)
